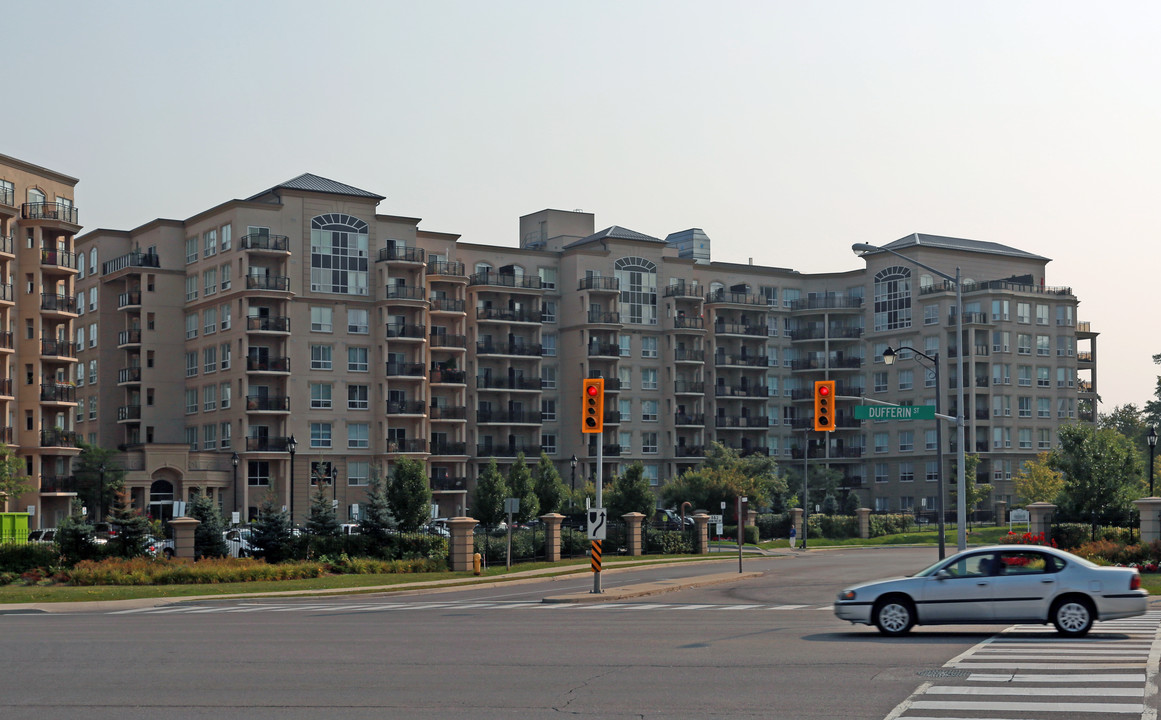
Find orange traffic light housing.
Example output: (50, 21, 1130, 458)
(813, 380, 835, 432)
(582, 378, 605, 434)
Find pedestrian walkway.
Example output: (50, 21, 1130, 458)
(885, 610, 1161, 720)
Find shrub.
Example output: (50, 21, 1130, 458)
(1051, 523, 1136, 550)
(326, 554, 446, 575)
(645, 529, 692, 554)
(756, 513, 791, 540)
(868, 514, 915, 537)
(808, 514, 859, 540)
(0, 542, 59, 574)
(66, 557, 330, 586)
(561, 528, 588, 555)
(722, 525, 759, 545)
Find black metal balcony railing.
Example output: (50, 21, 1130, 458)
(386, 439, 428, 453)
(476, 342, 542, 356)
(117, 290, 142, 309)
(788, 296, 864, 311)
(385, 284, 427, 301)
(706, 289, 765, 306)
(674, 349, 705, 362)
(40, 474, 78, 493)
(386, 400, 427, 415)
(579, 276, 621, 292)
(0, 331, 10, 351)
(40, 339, 78, 358)
(0, 187, 12, 207)
(429, 474, 468, 489)
(476, 442, 539, 457)
(118, 367, 142, 384)
(41, 294, 78, 313)
(24, 202, 79, 224)
(118, 328, 142, 346)
(240, 234, 290, 251)
(429, 443, 468, 457)
(588, 342, 620, 357)
(430, 298, 466, 313)
(246, 396, 290, 412)
(586, 310, 621, 324)
(477, 307, 543, 323)
(713, 353, 769, 368)
(0, 283, 11, 303)
(0, 378, 12, 397)
(429, 406, 468, 421)
(477, 410, 543, 424)
(246, 436, 291, 452)
(715, 415, 770, 429)
(385, 362, 425, 377)
(246, 316, 290, 332)
(430, 368, 467, 384)
(40, 428, 79, 448)
(117, 405, 142, 421)
(674, 381, 705, 394)
(476, 376, 542, 391)
(386, 323, 426, 339)
(789, 327, 864, 341)
(427, 260, 466, 277)
(430, 333, 467, 348)
(674, 413, 705, 425)
(469, 271, 543, 290)
(40, 383, 77, 403)
(588, 444, 622, 457)
(673, 316, 705, 330)
(589, 376, 621, 391)
(246, 356, 291, 372)
(715, 385, 769, 398)
(675, 445, 706, 458)
(103, 251, 161, 275)
(713, 322, 766, 336)
(245, 275, 290, 291)
(40, 248, 79, 270)
(379, 246, 426, 263)
(664, 281, 703, 298)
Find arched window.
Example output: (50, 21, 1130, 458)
(615, 257, 658, 325)
(474, 262, 493, 275)
(310, 214, 368, 295)
(873, 266, 912, 331)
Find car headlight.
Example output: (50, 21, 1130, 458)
(837, 590, 856, 601)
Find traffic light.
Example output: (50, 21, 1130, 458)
(813, 380, 836, 432)
(582, 378, 605, 434)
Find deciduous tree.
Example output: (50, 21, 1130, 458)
(472, 458, 509, 527)
(506, 453, 539, 523)
(532, 453, 567, 516)
(606, 462, 656, 521)
(1050, 424, 1143, 532)
(1013, 452, 1065, 505)
(0, 444, 30, 512)
(386, 457, 432, 532)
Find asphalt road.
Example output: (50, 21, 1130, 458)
(0, 547, 1153, 719)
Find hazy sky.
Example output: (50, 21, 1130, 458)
(9, 1, 1158, 412)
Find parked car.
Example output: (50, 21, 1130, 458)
(222, 528, 256, 558)
(146, 536, 174, 559)
(27, 529, 56, 543)
(92, 522, 119, 544)
(653, 509, 693, 531)
(834, 545, 1148, 637)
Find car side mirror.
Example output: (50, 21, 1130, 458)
(935, 569, 951, 581)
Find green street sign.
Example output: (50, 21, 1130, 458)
(854, 405, 935, 421)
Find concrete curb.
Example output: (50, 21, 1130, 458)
(542, 570, 765, 603)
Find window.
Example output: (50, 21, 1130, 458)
(642, 368, 658, 390)
(540, 434, 557, 454)
(619, 334, 631, 357)
(1018, 365, 1032, 387)
(873, 266, 911, 331)
(185, 426, 198, 450)
(220, 262, 232, 290)
(540, 399, 556, 422)
(925, 429, 937, 451)
(542, 334, 556, 356)
(1019, 428, 1033, 449)
(1056, 305, 1073, 326)
(248, 460, 270, 486)
(874, 432, 889, 453)
(220, 303, 231, 330)
(220, 342, 231, 370)
(541, 366, 556, 389)
(203, 384, 217, 412)
(541, 300, 556, 323)
(618, 366, 631, 390)
(1018, 396, 1032, 418)
(89, 287, 96, 311)
(619, 399, 631, 422)
(348, 423, 369, 449)
(875, 463, 889, 483)
(348, 347, 368, 372)
(993, 331, 1010, 353)
(90, 359, 97, 384)
(992, 299, 1009, 321)
(203, 306, 218, 335)
(641, 432, 658, 454)
(1035, 304, 1048, 325)
(310, 383, 333, 409)
(348, 385, 369, 410)
(347, 308, 368, 334)
(1038, 397, 1051, 418)
(926, 462, 939, 481)
(1036, 335, 1050, 356)
(992, 363, 1010, 385)
(203, 346, 217, 373)
(1017, 302, 1031, 323)
(311, 345, 333, 370)
(642, 336, 658, 358)
(185, 388, 198, 414)
(203, 229, 217, 258)
(310, 422, 332, 448)
(1057, 336, 1074, 356)
(1057, 367, 1073, 388)
(873, 372, 888, 393)
(220, 224, 231, 250)
(619, 431, 632, 453)
(898, 369, 913, 391)
(538, 267, 556, 290)
(899, 462, 914, 482)
(1037, 366, 1050, 387)
(642, 400, 658, 422)
(348, 461, 369, 486)
(77, 292, 84, 316)
(204, 268, 217, 296)
(1038, 428, 1051, 449)
(220, 382, 231, 409)
(88, 396, 97, 420)
(1017, 334, 1032, 355)
(185, 314, 198, 340)
(311, 306, 333, 332)
(899, 431, 914, 452)
(310, 213, 369, 295)
(186, 237, 198, 264)
(202, 423, 217, 450)
(76, 327, 84, 348)
(993, 395, 1010, 417)
(782, 288, 800, 308)
(923, 304, 938, 325)
(615, 257, 658, 325)
(186, 352, 198, 377)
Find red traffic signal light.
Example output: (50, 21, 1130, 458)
(582, 378, 605, 434)
(813, 380, 836, 432)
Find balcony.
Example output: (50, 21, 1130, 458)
(23, 202, 79, 225)
(430, 474, 468, 490)
(40, 383, 77, 403)
(429, 443, 468, 457)
(246, 316, 290, 333)
(587, 444, 622, 457)
(40, 248, 79, 271)
(476, 443, 540, 458)
(386, 439, 428, 454)
(118, 367, 142, 384)
(0, 187, 11, 210)
(117, 405, 142, 422)
(586, 310, 621, 324)
(713, 353, 769, 368)
(0, 284, 11, 303)
(0, 331, 11, 353)
(246, 436, 292, 452)
(386, 400, 426, 415)
(715, 415, 770, 429)
(240, 233, 290, 252)
(664, 281, 702, 298)
(246, 356, 290, 373)
(427, 260, 466, 277)
(789, 327, 863, 341)
(477, 410, 543, 425)
(714, 385, 769, 398)
(588, 342, 620, 358)
(429, 406, 468, 421)
(378, 246, 426, 263)
(675, 445, 706, 458)
(41, 294, 78, 314)
(384, 284, 427, 302)
(40, 339, 78, 359)
(788, 297, 863, 311)
(117, 290, 142, 309)
(430, 368, 467, 385)
(674, 413, 705, 426)
(674, 381, 705, 394)
(0, 378, 11, 397)
(0, 426, 12, 444)
(713, 322, 766, 337)
(579, 276, 620, 292)
(117, 329, 142, 347)
(673, 316, 705, 330)
(430, 298, 466, 313)
(476, 342, 542, 357)
(476, 376, 542, 391)
(40, 475, 78, 493)
(385, 362, 425, 377)
(102, 250, 161, 275)
(245, 275, 290, 291)
(386, 323, 426, 340)
(39, 428, 79, 448)
(477, 307, 542, 323)
(430, 333, 467, 349)
(705, 289, 766, 306)
(590, 377, 621, 391)
(246, 395, 290, 412)
(469, 271, 543, 290)
(674, 349, 704, 363)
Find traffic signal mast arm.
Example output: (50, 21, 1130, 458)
(842, 394, 955, 423)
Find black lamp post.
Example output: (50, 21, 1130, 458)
(570, 454, 578, 507)
(98, 462, 106, 521)
(1148, 426, 1157, 497)
(286, 434, 297, 523)
(884, 345, 946, 560)
(331, 464, 338, 507)
(231, 452, 240, 524)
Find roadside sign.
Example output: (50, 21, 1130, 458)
(853, 405, 935, 420)
(708, 514, 723, 524)
(1010, 509, 1030, 522)
(504, 498, 520, 514)
(587, 507, 607, 540)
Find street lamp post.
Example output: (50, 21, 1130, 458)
(231, 452, 240, 525)
(286, 434, 297, 524)
(884, 345, 946, 559)
(1148, 426, 1158, 497)
(98, 462, 106, 521)
(854, 242, 967, 552)
(570, 454, 578, 507)
(332, 464, 338, 508)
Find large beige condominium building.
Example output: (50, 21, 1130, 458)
(72, 174, 1095, 526)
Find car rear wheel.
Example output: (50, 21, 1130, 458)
(163, 548, 175, 559)
(873, 596, 915, 636)
(1052, 596, 1094, 636)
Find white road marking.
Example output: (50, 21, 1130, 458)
(924, 685, 1143, 697)
(907, 699, 1142, 713)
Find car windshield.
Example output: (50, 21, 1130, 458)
(913, 557, 952, 577)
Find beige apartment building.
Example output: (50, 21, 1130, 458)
(62, 172, 1094, 527)
(0, 154, 83, 527)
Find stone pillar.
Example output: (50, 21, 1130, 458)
(692, 513, 710, 554)
(1134, 498, 1161, 544)
(856, 508, 872, 539)
(447, 516, 479, 572)
(1026, 502, 1056, 541)
(790, 508, 804, 538)
(540, 513, 565, 562)
(621, 512, 645, 556)
(994, 500, 1008, 525)
(169, 516, 200, 560)
(746, 509, 758, 528)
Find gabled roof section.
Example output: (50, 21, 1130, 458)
(563, 225, 665, 250)
(247, 173, 385, 201)
(884, 233, 1049, 262)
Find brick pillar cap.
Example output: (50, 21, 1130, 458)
(539, 513, 566, 519)
(621, 512, 646, 519)
(169, 517, 201, 526)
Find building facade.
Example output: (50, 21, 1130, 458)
(60, 173, 1095, 528)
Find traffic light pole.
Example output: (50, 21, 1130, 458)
(593, 440, 603, 594)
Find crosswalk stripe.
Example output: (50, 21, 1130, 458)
(954, 662, 1147, 669)
(967, 672, 1145, 683)
(908, 699, 1143, 713)
(924, 685, 1143, 697)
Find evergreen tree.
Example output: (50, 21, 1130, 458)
(359, 465, 396, 549)
(533, 453, 568, 516)
(106, 487, 153, 558)
(821, 493, 838, 515)
(606, 462, 656, 521)
(306, 482, 342, 556)
(55, 498, 97, 565)
(507, 453, 539, 523)
(250, 493, 294, 563)
(73, 442, 126, 521)
(188, 493, 230, 558)
(472, 458, 509, 527)
(387, 457, 433, 532)
(841, 491, 861, 514)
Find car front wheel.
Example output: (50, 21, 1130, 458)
(1052, 597, 1094, 636)
(873, 596, 915, 636)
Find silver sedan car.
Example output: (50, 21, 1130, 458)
(834, 545, 1148, 636)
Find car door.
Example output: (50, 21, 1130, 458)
(989, 549, 1059, 621)
(918, 552, 995, 623)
